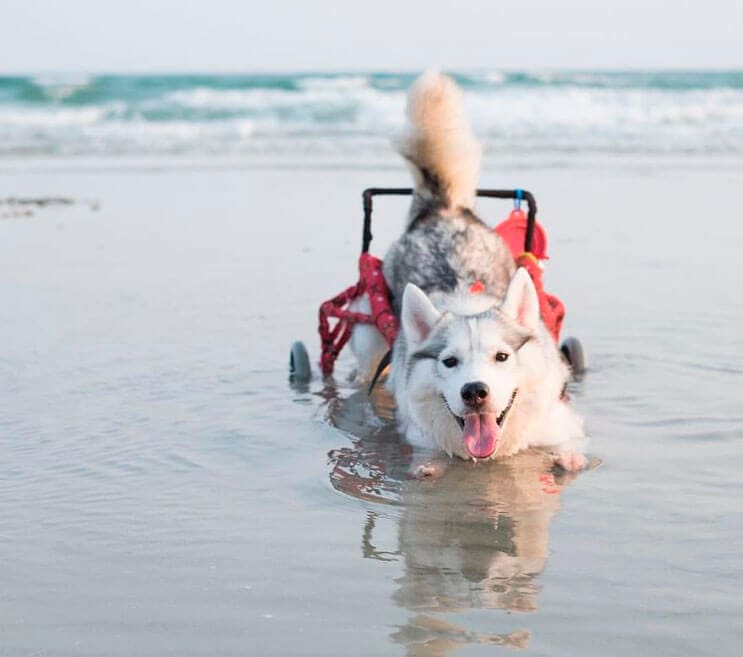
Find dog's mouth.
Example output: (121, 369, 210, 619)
(445, 389, 518, 459)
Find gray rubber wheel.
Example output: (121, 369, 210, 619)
(289, 341, 312, 382)
(560, 336, 587, 376)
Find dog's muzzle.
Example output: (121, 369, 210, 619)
(444, 388, 518, 430)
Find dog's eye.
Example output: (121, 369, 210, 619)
(442, 356, 459, 368)
(495, 352, 509, 362)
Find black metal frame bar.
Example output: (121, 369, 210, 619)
(361, 187, 538, 254)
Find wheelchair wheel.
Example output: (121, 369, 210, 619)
(560, 336, 587, 376)
(289, 341, 312, 382)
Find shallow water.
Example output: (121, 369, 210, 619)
(1, 160, 742, 656)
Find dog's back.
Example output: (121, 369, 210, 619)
(383, 70, 515, 314)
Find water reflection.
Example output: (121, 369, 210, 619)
(327, 386, 578, 654)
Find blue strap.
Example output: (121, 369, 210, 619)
(514, 188, 523, 210)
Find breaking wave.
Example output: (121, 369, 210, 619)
(0, 71, 741, 157)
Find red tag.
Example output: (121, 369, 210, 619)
(469, 280, 485, 294)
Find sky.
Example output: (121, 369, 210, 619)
(2, 0, 742, 73)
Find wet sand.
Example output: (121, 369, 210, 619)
(1, 157, 741, 656)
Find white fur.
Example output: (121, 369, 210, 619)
(501, 268, 540, 333)
(348, 295, 388, 380)
(397, 69, 482, 211)
(400, 283, 441, 344)
(395, 275, 585, 464)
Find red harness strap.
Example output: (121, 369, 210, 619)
(494, 210, 564, 343)
(514, 252, 565, 343)
(318, 243, 565, 376)
(318, 253, 399, 376)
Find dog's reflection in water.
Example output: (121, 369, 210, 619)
(327, 387, 578, 654)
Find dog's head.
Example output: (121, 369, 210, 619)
(401, 269, 539, 460)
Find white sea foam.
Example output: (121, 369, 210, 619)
(298, 75, 370, 91)
(0, 106, 108, 126)
(165, 88, 260, 110)
(32, 73, 94, 102)
(482, 71, 506, 85)
(1, 73, 742, 157)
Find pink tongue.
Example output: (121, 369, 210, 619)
(463, 413, 501, 458)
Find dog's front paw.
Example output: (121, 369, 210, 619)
(413, 462, 447, 479)
(551, 451, 587, 472)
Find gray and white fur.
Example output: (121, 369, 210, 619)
(351, 70, 587, 469)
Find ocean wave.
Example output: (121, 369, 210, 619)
(0, 71, 742, 157)
(298, 75, 371, 91)
(31, 73, 95, 101)
(0, 105, 111, 126)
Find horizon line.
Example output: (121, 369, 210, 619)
(1, 65, 742, 77)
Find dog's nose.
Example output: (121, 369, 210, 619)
(461, 381, 489, 408)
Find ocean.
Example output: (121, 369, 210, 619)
(1, 70, 742, 158)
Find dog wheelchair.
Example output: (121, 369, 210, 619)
(289, 188, 586, 382)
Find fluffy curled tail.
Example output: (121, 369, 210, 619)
(398, 70, 481, 213)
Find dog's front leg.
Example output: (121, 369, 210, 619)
(535, 402, 588, 471)
(409, 452, 451, 479)
(348, 296, 389, 382)
(546, 435, 589, 471)
(549, 449, 587, 472)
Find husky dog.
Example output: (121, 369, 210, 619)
(353, 70, 586, 470)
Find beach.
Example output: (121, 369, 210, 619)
(1, 150, 742, 655)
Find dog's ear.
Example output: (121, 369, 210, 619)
(501, 268, 539, 332)
(401, 283, 440, 344)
